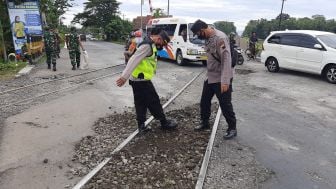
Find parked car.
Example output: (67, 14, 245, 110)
(261, 30, 336, 84)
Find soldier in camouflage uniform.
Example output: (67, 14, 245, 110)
(66, 27, 84, 70)
(44, 26, 57, 71)
(54, 28, 61, 58)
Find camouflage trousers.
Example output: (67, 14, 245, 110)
(69, 50, 80, 66)
(46, 51, 56, 65)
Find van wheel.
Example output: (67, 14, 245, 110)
(176, 51, 185, 66)
(324, 65, 336, 84)
(202, 60, 207, 66)
(266, 57, 280, 72)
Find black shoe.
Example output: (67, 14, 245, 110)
(138, 123, 151, 133)
(223, 130, 237, 140)
(53, 65, 56, 71)
(77, 63, 80, 68)
(47, 64, 51, 69)
(72, 66, 76, 70)
(194, 121, 210, 131)
(160, 119, 177, 130)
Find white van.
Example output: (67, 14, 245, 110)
(261, 30, 336, 84)
(146, 17, 207, 66)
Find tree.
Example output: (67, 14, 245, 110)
(72, 0, 120, 40)
(214, 21, 236, 35)
(243, 14, 336, 39)
(40, 0, 73, 27)
(0, 0, 14, 59)
(153, 8, 166, 18)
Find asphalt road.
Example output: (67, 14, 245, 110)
(0, 41, 335, 189)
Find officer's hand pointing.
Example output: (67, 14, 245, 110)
(116, 77, 127, 87)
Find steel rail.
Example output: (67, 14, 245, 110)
(72, 70, 204, 189)
(0, 64, 124, 95)
(195, 107, 222, 189)
(0, 71, 123, 109)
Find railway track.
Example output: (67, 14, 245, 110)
(0, 64, 125, 109)
(71, 69, 223, 189)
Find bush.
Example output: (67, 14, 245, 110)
(0, 61, 26, 72)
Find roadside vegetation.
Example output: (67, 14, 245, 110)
(243, 13, 336, 39)
(0, 60, 26, 80)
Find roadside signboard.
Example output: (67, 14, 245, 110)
(6, 0, 43, 54)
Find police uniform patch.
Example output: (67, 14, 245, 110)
(219, 39, 226, 49)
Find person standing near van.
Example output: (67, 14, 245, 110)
(116, 30, 177, 133)
(66, 27, 85, 70)
(191, 19, 237, 140)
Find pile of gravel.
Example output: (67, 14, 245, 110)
(82, 104, 218, 189)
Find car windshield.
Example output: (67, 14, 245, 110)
(188, 23, 205, 45)
(317, 34, 336, 49)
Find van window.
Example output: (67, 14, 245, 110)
(188, 23, 205, 45)
(280, 34, 301, 47)
(151, 24, 177, 36)
(268, 34, 281, 44)
(298, 35, 319, 49)
(178, 24, 187, 42)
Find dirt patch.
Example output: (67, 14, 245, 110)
(235, 69, 255, 75)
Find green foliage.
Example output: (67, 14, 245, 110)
(0, 61, 26, 80)
(106, 17, 132, 41)
(0, 2, 15, 56)
(40, 0, 73, 28)
(153, 8, 166, 18)
(72, 0, 120, 40)
(214, 21, 237, 35)
(243, 14, 336, 39)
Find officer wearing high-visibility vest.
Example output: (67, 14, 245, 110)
(116, 30, 178, 132)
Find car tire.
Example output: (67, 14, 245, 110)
(324, 65, 336, 84)
(202, 60, 207, 66)
(266, 57, 280, 72)
(176, 50, 185, 66)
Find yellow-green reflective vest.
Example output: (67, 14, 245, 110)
(132, 43, 157, 80)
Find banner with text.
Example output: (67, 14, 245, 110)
(7, 0, 43, 54)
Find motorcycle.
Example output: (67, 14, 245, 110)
(235, 46, 244, 65)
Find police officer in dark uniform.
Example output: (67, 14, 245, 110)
(116, 31, 177, 132)
(191, 19, 237, 140)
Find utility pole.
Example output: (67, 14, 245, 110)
(140, 0, 143, 30)
(0, 20, 7, 61)
(167, 0, 170, 16)
(278, 0, 286, 30)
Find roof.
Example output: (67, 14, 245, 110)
(271, 30, 334, 37)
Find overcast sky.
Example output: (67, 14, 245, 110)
(63, 0, 336, 32)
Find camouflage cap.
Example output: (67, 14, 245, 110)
(190, 19, 208, 36)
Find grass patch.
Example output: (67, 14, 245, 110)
(0, 61, 27, 80)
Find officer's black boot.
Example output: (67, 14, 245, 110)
(77, 63, 80, 68)
(160, 119, 177, 130)
(53, 64, 56, 71)
(223, 129, 237, 140)
(72, 65, 76, 70)
(194, 120, 210, 131)
(47, 64, 51, 69)
(138, 123, 151, 133)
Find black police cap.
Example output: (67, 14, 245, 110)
(159, 30, 170, 44)
(191, 19, 208, 36)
